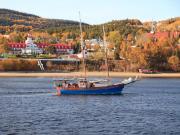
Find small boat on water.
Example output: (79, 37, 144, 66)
(54, 78, 124, 95)
(53, 13, 138, 95)
(53, 77, 137, 95)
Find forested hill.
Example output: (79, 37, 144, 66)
(0, 9, 86, 29)
(0, 9, 179, 37)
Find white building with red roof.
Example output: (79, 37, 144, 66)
(8, 34, 74, 55)
(21, 34, 43, 55)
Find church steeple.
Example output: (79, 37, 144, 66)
(25, 34, 34, 45)
(150, 21, 156, 34)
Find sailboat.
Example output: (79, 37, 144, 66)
(53, 14, 137, 95)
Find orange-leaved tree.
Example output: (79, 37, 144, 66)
(168, 56, 180, 72)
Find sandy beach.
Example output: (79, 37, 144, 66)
(0, 72, 180, 78)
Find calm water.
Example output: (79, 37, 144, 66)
(0, 77, 180, 135)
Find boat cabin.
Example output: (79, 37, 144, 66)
(54, 79, 95, 90)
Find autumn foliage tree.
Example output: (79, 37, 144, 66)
(168, 56, 180, 71)
(108, 31, 122, 60)
(45, 45, 57, 54)
(0, 37, 10, 54)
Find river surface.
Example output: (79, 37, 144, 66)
(0, 77, 180, 135)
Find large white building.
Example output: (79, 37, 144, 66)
(21, 34, 43, 55)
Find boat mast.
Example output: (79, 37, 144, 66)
(79, 12, 87, 79)
(103, 25, 109, 79)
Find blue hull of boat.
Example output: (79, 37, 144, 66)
(60, 83, 124, 95)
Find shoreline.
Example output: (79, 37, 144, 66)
(0, 72, 180, 78)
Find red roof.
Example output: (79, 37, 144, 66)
(8, 43, 72, 49)
(8, 43, 26, 48)
(146, 31, 180, 39)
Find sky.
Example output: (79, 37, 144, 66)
(0, 0, 179, 24)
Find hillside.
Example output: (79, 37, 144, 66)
(0, 9, 86, 32)
(143, 17, 180, 32)
(0, 9, 148, 37)
(0, 9, 179, 38)
(157, 17, 180, 31)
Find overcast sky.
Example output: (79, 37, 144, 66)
(1, 0, 179, 24)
